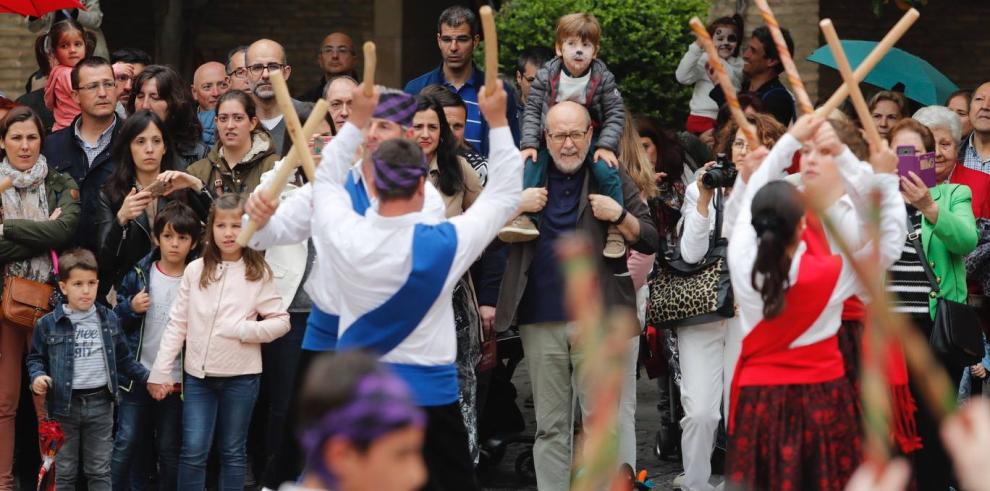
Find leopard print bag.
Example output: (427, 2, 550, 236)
(646, 189, 733, 329)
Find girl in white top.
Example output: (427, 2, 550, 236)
(675, 15, 744, 136)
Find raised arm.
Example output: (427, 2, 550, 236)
(675, 42, 706, 85)
(450, 83, 522, 283)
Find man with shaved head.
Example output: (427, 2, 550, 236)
(191, 61, 229, 147)
(246, 38, 313, 154)
(494, 102, 658, 491)
(300, 32, 359, 103)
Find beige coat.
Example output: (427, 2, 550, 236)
(148, 257, 290, 382)
(428, 155, 482, 218)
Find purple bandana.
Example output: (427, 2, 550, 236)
(372, 157, 428, 193)
(373, 89, 417, 127)
(299, 368, 425, 487)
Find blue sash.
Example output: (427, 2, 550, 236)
(344, 174, 371, 216)
(336, 222, 458, 355)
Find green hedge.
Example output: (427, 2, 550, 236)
(486, 0, 709, 127)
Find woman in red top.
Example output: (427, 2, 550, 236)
(725, 116, 906, 490)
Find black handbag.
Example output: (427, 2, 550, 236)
(907, 223, 983, 367)
(646, 188, 733, 329)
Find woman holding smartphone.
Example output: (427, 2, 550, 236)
(886, 117, 977, 490)
(95, 109, 213, 298)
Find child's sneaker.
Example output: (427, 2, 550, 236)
(603, 225, 626, 258)
(499, 215, 539, 243)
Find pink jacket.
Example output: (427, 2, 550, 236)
(149, 258, 290, 382)
(44, 65, 81, 131)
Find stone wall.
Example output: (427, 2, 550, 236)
(0, 15, 42, 99)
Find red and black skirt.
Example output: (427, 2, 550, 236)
(727, 377, 862, 491)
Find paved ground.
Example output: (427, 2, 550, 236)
(478, 360, 693, 491)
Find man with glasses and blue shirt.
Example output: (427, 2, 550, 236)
(245, 39, 313, 155)
(42, 56, 121, 253)
(404, 5, 520, 155)
(300, 32, 359, 103)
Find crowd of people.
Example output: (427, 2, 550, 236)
(2, 4, 990, 491)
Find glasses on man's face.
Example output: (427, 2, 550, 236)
(440, 35, 472, 45)
(115, 74, 132, 84)
(228, 67, 247, 79)
(216, 113, 248, 124)
(247, 62, 286, 78)
(546, 128, 590, 145)
(732, 139, 749, 151)
(320, 46, 353, 56)
(78, 80, 117, 93)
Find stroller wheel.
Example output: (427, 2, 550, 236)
(514, 447, 536, 484)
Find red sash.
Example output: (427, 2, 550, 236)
(729, 251, 844, 434)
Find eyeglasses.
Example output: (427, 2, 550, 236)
(246, 63, 286, 77)
(77, 81, 117, 92)
(546, 128, 590, 144)
(731, 139, 749, 151)
(115, 74, 133, 84)
(228, 67, 247, 79)
(320, 46, 353, 55)
(216, 113, 248, 124)
(439, 35, 473, 44)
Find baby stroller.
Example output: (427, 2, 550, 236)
(477, 327, 537, 483)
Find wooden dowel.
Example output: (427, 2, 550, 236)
(362, 42, 376, 96)
(754, 0, 814, 114)
(269, 71, 317, 183)
(236, 99, 330, 247)
(480, 6, 499, 96)
(820, 19, 884, 150)
(689, 17, 758, 148)
(815, 8, 919, 117)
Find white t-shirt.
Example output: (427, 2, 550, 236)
(556, 69, 592, 105)
(141, 263, 183, 382)
(261, 114, 284, 131)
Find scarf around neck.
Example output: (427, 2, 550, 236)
(1, 155, 53, 282)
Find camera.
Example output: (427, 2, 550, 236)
(702, 153, 738, 189)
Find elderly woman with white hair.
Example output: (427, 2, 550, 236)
(914, 105, 990, 218)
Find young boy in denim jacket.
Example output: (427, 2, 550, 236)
(503, 12, 628, 258)
(110, 202, 202, 491)
(26, 248, 150, 490)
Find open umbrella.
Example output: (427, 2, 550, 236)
(0, 0, 84, 17)
(807, 39, 958, 106)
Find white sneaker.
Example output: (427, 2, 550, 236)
(672, 473, 687, 490)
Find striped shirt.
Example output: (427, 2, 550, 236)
(72, 115, 117, 168)
(65, 305, 109, 390)
(888, 210, 931, 315)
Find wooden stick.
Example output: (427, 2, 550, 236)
(815, 8, 919, 117)
(0, 176, 11, 193)
(689, 17, 758, 148)
(820, 19, 884, 150)
(362, 42, 376, 96)
(754, 0, 814, 114)
(269, 70, 317, 183)
(479, 6, 499, 96)
(236, 99, 330, 247)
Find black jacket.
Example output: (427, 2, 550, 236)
(94, 185, 212, 298)
(41, 115, 121, 253)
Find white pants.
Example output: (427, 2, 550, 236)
(676, 317, 742, 491)
(617, 337, 639, 469)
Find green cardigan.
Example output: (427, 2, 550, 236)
(920, 182, 978, 317)
(0, 168, 81, 262)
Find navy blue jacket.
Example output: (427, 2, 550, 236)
(26, 303, 149, 418)
(113, 250, 155, 391)
(404, 63, 520, 155)
(41, 115, 121, 253)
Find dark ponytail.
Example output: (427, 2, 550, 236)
(750, 181, 805, 319)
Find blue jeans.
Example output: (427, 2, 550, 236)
(55, 389, 115, 491)
(110, 383, 182, 491)
(178, 374, 259, 491)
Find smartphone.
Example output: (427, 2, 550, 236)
(312, 134, 333, 154)
(897, 146, 936, 188)
(145, 180, 168, 197)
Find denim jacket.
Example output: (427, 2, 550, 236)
(114, 250, 156, 392)
(26, 303, 150, 418)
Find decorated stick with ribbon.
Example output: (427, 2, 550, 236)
(816, 8, 920, 117)
(236, 99, 330, 247)
(754, 0, 814, 114)
(479, 5, 499, 96)
(689, 17, 758, 148)
(0, 176, 11, 193)
(820, 19, 884, 150)
(363, 41, 376, 96)
(269, 70, 317, 183)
